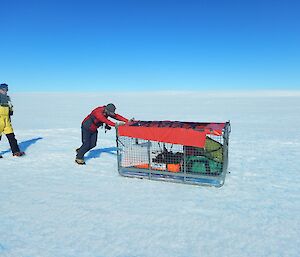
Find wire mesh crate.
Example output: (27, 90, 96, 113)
(116, 120, 231, 187)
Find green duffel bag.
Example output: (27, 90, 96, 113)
(186, 156, 222, 175)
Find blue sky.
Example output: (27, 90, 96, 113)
(1, 0, 299, 92)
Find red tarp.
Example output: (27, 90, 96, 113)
(118, 121, 226, 148)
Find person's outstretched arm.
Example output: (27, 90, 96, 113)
(114, 113, 128, 123)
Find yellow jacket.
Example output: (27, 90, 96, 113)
(0, 106, 14, 135)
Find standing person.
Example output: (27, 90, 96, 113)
(0, 83, 25, 158)
(75, 103, 128, 165)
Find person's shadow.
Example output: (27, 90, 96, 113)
(0, 137, 43, 155)
(85, 147, 117, 161)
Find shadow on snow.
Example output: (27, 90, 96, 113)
(0, 137, 43, 155)
(85, 147, 117, 161)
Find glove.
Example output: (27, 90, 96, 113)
(116, 121, 126, 126)
(105, 124, 112, 130)
(9, 106, 14, 116)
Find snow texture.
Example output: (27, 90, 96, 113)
(1, 92, 300, 257)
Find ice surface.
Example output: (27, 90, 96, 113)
(1, 91, 300, 257)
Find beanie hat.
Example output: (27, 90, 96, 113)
(0, 83, 8, 90)
(105, 103, 116, 116)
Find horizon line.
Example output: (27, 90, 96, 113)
(10, 89, 300, 97)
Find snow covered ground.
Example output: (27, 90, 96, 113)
(1, 91, 300, 257)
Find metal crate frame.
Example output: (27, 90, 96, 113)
(116, 121, 231, 187)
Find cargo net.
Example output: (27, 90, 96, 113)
(118, 135, 224, 176)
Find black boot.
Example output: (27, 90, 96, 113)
(13, 152, 25, 157)
(6, 133, 25, 157)
(75, 158, 86, 165)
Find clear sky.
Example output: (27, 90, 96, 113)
(1, 0, 299, 92)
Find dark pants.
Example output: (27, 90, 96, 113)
(0, 133, 20, 154)
(76, 126, 98, 159)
